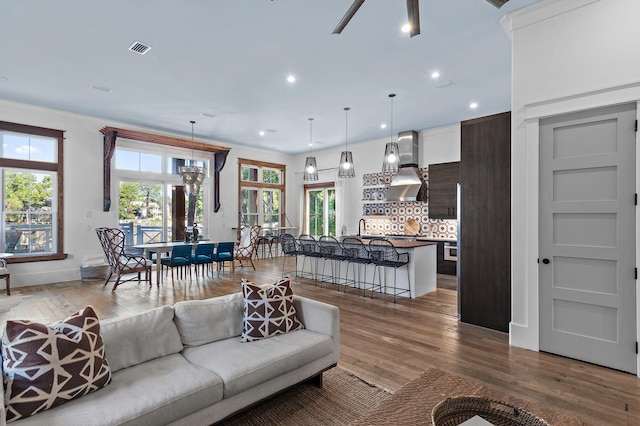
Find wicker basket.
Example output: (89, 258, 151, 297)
(431, 396, 550, 426)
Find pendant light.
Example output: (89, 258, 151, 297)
(382, 94, 400, 173)
(338, 107, 355, 178)
(180, 120, 206, 196)
(303, 118, 318, 181)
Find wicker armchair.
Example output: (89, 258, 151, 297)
(96, 227, 153, 291)
(234, 225, 261, 270)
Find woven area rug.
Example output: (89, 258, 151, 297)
(350, 368, 584, 426)
(218, 367, 390, 425)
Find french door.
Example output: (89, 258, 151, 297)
(304, 183, 336, 238)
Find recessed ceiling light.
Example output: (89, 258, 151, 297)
(470, 102, 478, 109)
(431, 71, 440, 79)
(380, 123, 387, 129)
(259, 131, 265, 136)
(287, 75, 296, 83)
(90, 84, 113, 93)
(401, 23, 411, 33)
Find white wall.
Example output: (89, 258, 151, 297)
(505, 0, 640, 375)
(0, 99, 297, 287)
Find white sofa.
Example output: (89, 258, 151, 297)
(1, 292, 340, 426)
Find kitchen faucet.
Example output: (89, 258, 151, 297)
(358, 218, 366, 236)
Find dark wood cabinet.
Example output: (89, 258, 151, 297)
(423, 240, 457, 275)
(459, 111, 511, 332)
(428, 162, 460, 219)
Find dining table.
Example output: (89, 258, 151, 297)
(132, 240, 218, 285)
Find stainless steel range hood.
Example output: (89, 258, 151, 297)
(385, 130, 427, 202)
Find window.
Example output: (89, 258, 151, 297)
(115, 144, 208, 247)
(238, 159, 286, 235)
(0, 121, 65, 262)
(304, 183, 336, 237)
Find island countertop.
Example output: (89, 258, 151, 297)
(342, 236, 437, 249)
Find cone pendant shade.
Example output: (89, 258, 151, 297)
(338, 107, 355, 178)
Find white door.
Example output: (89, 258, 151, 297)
(539, 103, 637, 374)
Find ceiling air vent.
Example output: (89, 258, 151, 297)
(129, 41, 151, 55)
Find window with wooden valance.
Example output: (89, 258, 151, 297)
(99, 127, 231, 213)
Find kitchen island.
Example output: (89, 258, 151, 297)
(297, 237, 437, 298)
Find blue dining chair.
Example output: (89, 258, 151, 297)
(161, 244, 192, 283)
(191, 243, 215, 276)
(212, 242, 235, 276)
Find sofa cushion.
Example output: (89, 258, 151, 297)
(173, 292, 244, 347)
(182, 329, 333, 398)
(2, 306, 112, 423)
(13, 354, 224, 426)
(100, 305, 183, 373)
(241, 277, 304, 342)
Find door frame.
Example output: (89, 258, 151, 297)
(510, 83, 640, 376)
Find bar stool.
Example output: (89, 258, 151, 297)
(368, 239, 410, 303)
(279, 233, 301, 278)
(318, 236, 345, 288)
(298, 234, 322, 283)
(341, 237, 371, 295)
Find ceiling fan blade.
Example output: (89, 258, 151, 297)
(486, 0, 509, 8)
(406, 0, 420, 37)
(332, 0, 366, 34)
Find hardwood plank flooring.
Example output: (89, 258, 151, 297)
(2, 257, 638, 425)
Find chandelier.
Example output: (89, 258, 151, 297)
(180, 120, 206, 196)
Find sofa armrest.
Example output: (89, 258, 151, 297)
(293, 296, 340, 363)
(0, 376, 6, 426)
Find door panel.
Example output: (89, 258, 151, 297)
(539, 103, 637, 374)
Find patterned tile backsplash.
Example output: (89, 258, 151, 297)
(362, 169, 457, 240)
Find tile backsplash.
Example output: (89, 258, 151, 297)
(362, 169, 457, 240)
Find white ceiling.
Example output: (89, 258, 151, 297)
(0, 0, 540, 154)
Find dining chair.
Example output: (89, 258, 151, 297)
(161, 244, 193, 283)
(191, 243, 215, 276)
(212, 242, 235, 275)
(95, 227, 153, 291)
(234, 225, 261, 270)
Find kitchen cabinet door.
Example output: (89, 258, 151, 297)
(428, 162, 460, 219)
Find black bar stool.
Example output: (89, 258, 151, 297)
(318, 236, 345, 288)
(341, 237, 372, 295)
(279, 233, 301, 278)
(298, 234, 322, 283)
(368, 239, 410, 303)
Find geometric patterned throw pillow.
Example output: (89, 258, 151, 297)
(2, 306, 112, 422)
(241, 277, 304, 342)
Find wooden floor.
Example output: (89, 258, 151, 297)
(2, 257, 639, 425)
